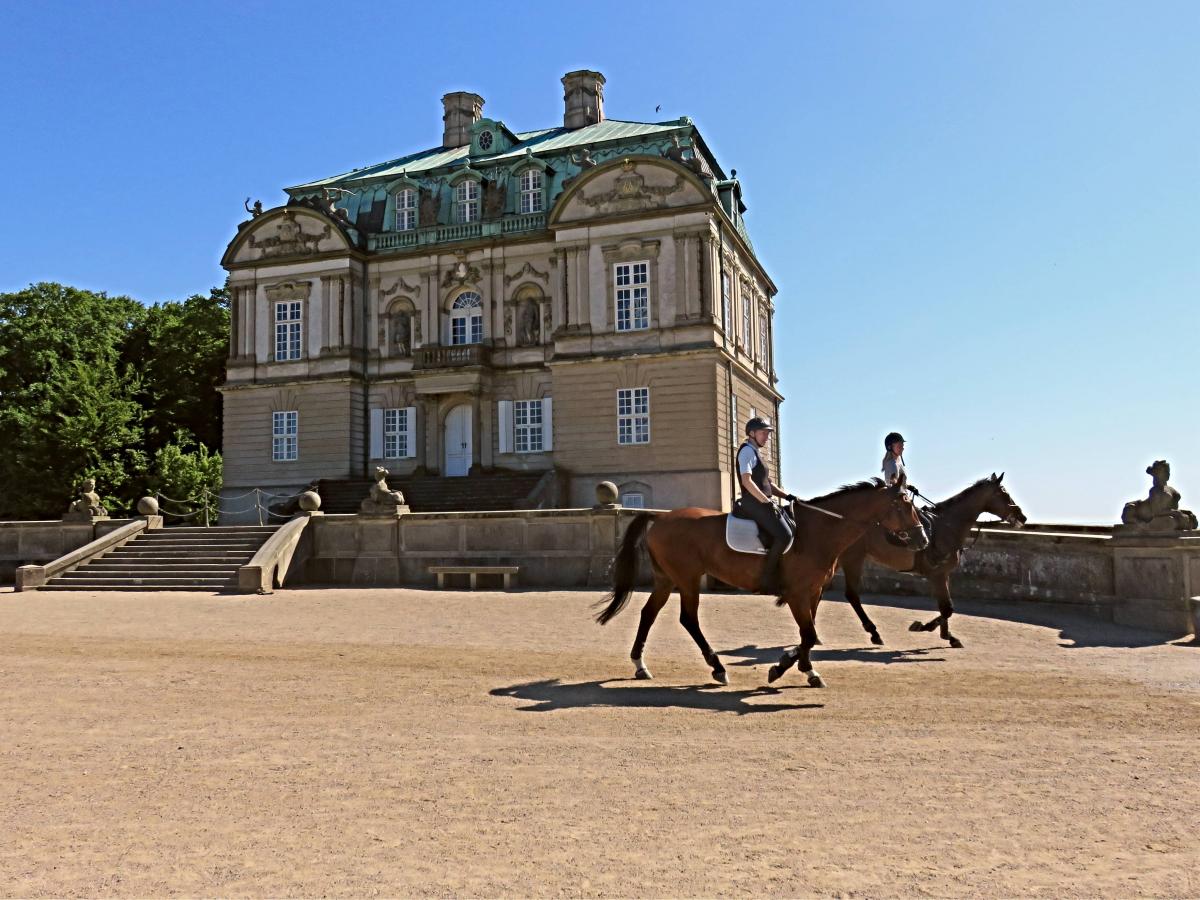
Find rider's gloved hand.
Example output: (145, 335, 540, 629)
(785, 493, 797, 503)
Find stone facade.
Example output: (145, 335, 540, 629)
(220, 72, 781, 518)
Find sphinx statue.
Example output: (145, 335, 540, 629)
(359, 467, 409, 516)
(1121, 460, 1197, 531)
(65, 478, 108, 519)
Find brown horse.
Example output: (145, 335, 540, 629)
(595, 480, 927, 688)
(835, 473, 1027, 648)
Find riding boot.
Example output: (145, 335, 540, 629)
(758, 541, 787, 595)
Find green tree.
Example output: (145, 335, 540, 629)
(123, 287, 229, 457)
(0, 283, 146, 518)
(147, 433, 223, 524)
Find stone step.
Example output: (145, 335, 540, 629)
(102, 551, 255, 559)
(124, 540, 265, 549)
(84, 562, 242, 572)
(50, 573, 233, 585)
(40, 584, 227, 593)
(155, 527, 279, 535)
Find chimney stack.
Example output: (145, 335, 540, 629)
(442, 91, 484, 148)
(561, 70, 605, 129)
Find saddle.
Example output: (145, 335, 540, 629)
(726, 502, 795, 556)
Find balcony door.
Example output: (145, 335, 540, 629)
(444, 404, 472, 477)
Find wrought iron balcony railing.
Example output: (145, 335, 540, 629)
(367, 213, 547, 252)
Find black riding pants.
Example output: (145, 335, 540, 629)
(741, 498, 794, 547)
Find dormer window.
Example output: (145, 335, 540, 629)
(394, 188, 416, 231)
(455, 180, 480, 223)
(479, 130, 494, 151)
(519, 169, 544, 214)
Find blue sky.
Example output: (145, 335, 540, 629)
(1, 0, 1196, 522)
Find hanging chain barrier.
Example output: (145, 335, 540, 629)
(151, 487, 309, 527)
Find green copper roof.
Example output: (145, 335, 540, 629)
(288, 119, 696, 191)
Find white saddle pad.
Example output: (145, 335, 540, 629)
(725, 514, 794, 556)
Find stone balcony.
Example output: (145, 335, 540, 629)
(368, 213, 547, 252)
(413, 344, 492, 369)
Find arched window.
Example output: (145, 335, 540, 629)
(455, 179, 480, 223)
(450, 291, 484, 345)
(518, 168, 544, 214)
(394, 188, 416, 231)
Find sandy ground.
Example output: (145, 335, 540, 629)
(0, 585, 1197, 898)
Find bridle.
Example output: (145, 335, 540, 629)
(790, 493, 923, 541)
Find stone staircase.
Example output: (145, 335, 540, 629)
(39, 525, 280, 592)
(317, 471, 549, 514)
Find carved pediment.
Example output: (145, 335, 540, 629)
(382, 275, 421, 299)
(504, 261, 549, 286)
(223, 208, 352, 267)
(551, 157, 710, 225)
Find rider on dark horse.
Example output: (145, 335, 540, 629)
(737, 416, 797, 594)
(883, 431, 945, 563)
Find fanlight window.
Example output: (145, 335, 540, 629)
(450, 291, 484, 345)
(394, 188, 416, 231)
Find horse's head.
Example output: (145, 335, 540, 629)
(878, 481, 929, 550)
(983, 472, 1026, 527)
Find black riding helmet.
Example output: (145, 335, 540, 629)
(884, 431, 905, 451)
(745, 416, 774, 435)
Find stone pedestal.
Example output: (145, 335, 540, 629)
(61, 512, 109, 524)
(1110, 531, 1200, 634)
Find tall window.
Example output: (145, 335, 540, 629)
(514, 399, 544, 453)
(274, 301, 302, 361)
(614, 261, 649, 332)
(741, 286, 752, 351)
(617, 387, 650, 445)
(721, 272, 732, 335)
(383, 408, 409, 459)
(450, 291, 484, 345)
(759, 310, 769, 363)
(394, 188, 416, 231)
(455, 179, 480, 223)
(621, 492, 646, 509)
(272, 411, 298, 461)
(519, 169, 544, 214)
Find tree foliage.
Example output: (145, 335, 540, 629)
(0, 282, 229, 519)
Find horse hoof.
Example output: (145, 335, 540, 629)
(635, 668, 653, 680)
(806, 671, 826, 688)
(713, 670, 729, 685)
(870, 633, 884, 646)
(908, 621, 924, 632)
(767, 665, 782, 683)
(948, 637, 964, 649)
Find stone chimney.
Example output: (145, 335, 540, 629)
(561, 70, 605, 129)
(442, 91, 484, 148)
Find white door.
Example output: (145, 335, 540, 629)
(444, 404, 472, 477)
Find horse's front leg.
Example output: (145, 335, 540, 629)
(930, 572, 963, 648)
(768, 587, 825, 687)
(843, 560, 883, 645)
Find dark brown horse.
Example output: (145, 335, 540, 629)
(835, 473, 1027, 648)
(595, 480, 927, 688)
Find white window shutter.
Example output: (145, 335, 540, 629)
(369, 408, 384, 459)
(541, 397, 553, 451)
(498, 400, 513, 454)
(403, 406, 417, 458)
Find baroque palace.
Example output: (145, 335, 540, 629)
(220, 70, 781, 516)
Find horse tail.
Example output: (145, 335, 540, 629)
(595, 513, 656, 625)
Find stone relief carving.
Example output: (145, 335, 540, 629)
(661, 133, 710, 178)
(264, 280, 312, 302)
(248, 211, 331, 258)
(543, 306, 553, 337)
(391, 311, 413, 357)
(1120, 460, 1198, 531)
(578, 160, 686, 214)
(483, 180, 507, 219)
(381, 276, 421, 298)
(418, 185, 440, 226)
(504, 261, 549, 286)
(442, 256, 482, 288)
(504, 306, 514, 338)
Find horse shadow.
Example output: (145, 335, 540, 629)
(490, 679, 824, 715)
(721, 643, 946, 667)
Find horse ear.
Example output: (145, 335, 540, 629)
(998, 471, 1005, 483)
(991, 472, 998, 481)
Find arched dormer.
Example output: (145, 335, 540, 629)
(222, 206, 355, 268)
(548, 156, 712, 228)
(384, 176, 421, 233)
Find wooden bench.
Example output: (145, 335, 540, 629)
(428, 565, 519, 590)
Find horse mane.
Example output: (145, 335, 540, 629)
(807, 478, 885, 505)
(933, 477, 995, 509)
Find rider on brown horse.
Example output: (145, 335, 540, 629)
(736, 416, 798, 594)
